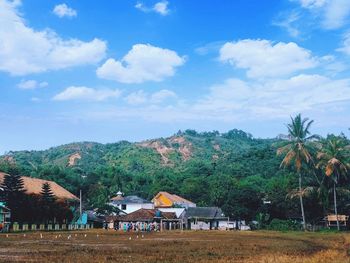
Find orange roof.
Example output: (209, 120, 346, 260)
(0, 172, 78, 201)
(152, 191, 195, 207)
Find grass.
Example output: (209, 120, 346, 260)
(0, 230, 349, 262)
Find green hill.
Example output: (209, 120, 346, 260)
(0, 129, 334, 223)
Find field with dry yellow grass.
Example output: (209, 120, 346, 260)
(0, 230, 349, 263)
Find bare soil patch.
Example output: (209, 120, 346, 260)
(0, 230, 349, 263)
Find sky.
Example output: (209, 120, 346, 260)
(1, 0, 350, 153)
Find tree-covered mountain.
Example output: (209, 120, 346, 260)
(1, 129, 349, 225)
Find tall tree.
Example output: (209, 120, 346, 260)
(277, 114, 316, 230)
(317, 135, 349, 230)
(40, 182, 56, 223)
(0, 173, 26, 222)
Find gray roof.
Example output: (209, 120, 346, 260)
(186, 207, 225, 219)
(111, 195, 152, 205)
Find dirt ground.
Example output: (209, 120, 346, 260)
(0, 230, 349, 263)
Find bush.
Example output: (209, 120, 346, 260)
(267, 219, 301, 231)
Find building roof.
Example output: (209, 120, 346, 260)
(0, 172, 78, 201)
(118, 209, 177, 222)
(152, 191, 196, 207)
(186, 207, 226, 219)
(158, 208, 186, 218)
(110, 195, 152, 205)
(110, 195, 124, 201)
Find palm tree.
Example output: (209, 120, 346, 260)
(317, 135, 349, 230)
(277, 114, 316, 231)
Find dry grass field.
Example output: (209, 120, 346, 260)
(0, 230, 350, 263)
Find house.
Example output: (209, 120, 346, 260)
(0, 172, 79, 202)
(109, 191, 154, 214)
(184, 207, 229, 230)
(109, 208, 180, 231)
(152, 191, 196, 208)
(0, 202, 10, 232)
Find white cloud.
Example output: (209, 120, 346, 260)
(337, 32, 350, 55)
(273, 12, 301, 38)
(53, 86, 121, 101)
(0, 0, 106, 75)
(135, 1, 170, 16)
(296, 0, 350, 29)
(322, 0, 350, 29)
(60, 74, 350, 125)
(193, 74, 350, 119)
(53, 3, 77, 18)
(97, 44, 185, 83)
(298, 0, 326, 8)
(17, 80, 48, 90)
(151, 89, 177, 103)
(219, 39, 317, 79)
(193, 79, 252, 113)
(124, 90, 148, 105)
(124, 89, 177, 105)
(153, 1, 169, 15)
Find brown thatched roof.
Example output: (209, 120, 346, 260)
(118, 209, 177, 222)
(0, 172, 78, 201)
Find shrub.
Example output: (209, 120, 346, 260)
(267, 219, 301, 231)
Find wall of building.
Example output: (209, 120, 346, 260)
(189, 220, 211, 230)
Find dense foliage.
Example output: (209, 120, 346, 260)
(1, 126, 349, 227)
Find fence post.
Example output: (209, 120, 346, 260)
(12, 222, 19, 232)
(22, 224, 28, 231)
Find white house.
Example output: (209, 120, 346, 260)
(184, 207, 229, 230)
(109, 191, 154, 214)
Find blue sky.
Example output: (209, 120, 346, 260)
(1, 0, 350, 153)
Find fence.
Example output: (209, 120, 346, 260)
(5, 223, 94, 232)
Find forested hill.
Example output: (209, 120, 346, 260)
(1, 129, 302, 221)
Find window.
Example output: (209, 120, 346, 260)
(121, 204, 127, 210)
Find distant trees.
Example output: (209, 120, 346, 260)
(222, 185, 262, 223)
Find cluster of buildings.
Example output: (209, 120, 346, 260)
(0, 171, 239, 231)
(104, 191, 232, 231)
